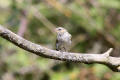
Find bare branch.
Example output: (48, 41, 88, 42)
(102, 48, 113, 57)
(0, 25, 120, 72)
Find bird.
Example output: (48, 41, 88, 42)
(55, 27, 72, 52)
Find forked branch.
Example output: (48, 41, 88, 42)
(0, 25, 120, 72)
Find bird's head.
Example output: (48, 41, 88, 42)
(55, 27, 67, 35)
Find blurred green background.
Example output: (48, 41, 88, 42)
(0, 0, 120, 80)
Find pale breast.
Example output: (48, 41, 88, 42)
(56, 32, 72, 52)
(62, 32, 71, 45)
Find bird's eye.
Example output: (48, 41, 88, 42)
(58, 28, 62, 31)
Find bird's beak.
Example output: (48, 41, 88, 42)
(54, 28, 57, 33)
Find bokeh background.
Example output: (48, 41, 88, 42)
(0, 0, 120, 80)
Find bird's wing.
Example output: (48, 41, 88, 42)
(68, 34, 72, 44)
(56, 39, 59, 51)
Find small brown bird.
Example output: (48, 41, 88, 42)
(55, 27, 72, 52)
